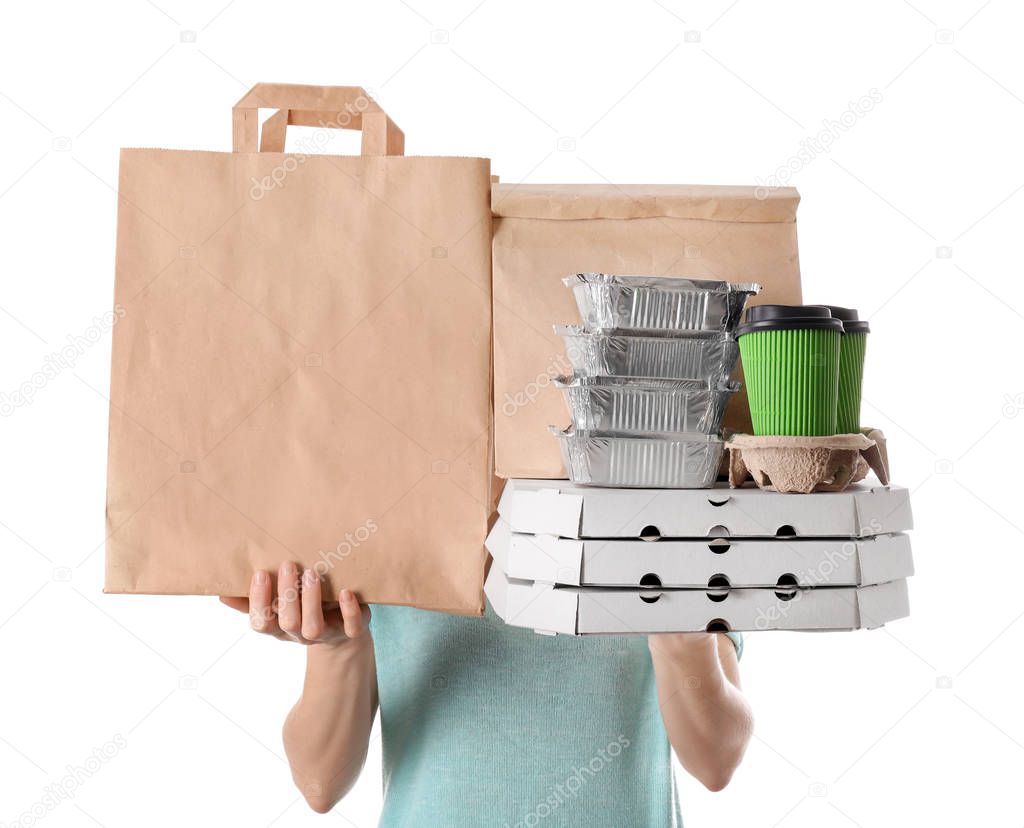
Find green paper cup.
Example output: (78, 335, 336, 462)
(737, 305, 843, 436)
(823, 306, 870, 434)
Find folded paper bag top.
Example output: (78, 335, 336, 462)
(105, 84, 494, 614)
(492, 183, 801, 222)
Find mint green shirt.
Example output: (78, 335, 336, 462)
(370, 602, 742, 827)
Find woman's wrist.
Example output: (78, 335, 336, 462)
(306, 632, 374, 676)
(649, 634, 728, 689)
(648, 631, 719, 659)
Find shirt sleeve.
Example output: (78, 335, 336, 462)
(726, 631, 744, 660)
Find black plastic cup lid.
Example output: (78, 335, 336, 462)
(736, 304, 844, 336)
(819, 305, 870, 334)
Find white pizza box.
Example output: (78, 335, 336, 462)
(485, 565, 910, 635)
(486, 522, 914, 588)
(496, 479, 913, 539)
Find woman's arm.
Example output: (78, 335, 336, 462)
(283, 630, 377, 812)
(648, 633, 753, 792)
(222, 564, 378, 813)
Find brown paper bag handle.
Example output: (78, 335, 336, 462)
(232, 83, 405, 156)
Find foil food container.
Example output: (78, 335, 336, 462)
(564, 273, 761, 333)
(555, 325, 739, 380)
(555, 375, 739, 434)
(551, 427, 724, 488)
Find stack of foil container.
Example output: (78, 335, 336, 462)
(551, 274, 760, 487)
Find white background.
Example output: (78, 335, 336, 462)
(2, 1, 1022, 826)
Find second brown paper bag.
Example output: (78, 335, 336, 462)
(491, 183, 803, 478)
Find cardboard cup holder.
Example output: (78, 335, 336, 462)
(727, 429, 891, 494)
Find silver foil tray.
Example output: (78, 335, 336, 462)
(555, 325, 739, 381)
(555, 375, 739, 434)
(551, 427, 724, 488)
(564, 272, 760, 333)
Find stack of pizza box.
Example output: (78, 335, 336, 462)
(486, 478, 913, 635)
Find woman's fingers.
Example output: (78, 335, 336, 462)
(339, 589, 369, 638)
(300, 569, 325, 641)
(277, 561, 302, 636)
(249, 570, 279, 634)
(243, 567, 372, 646)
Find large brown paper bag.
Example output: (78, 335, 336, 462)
(106, 84, 493, 614)
(491, 183, 803, 479)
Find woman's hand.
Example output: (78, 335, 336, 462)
(220, 562, 377, 813)
(220, 562, 370, 647)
